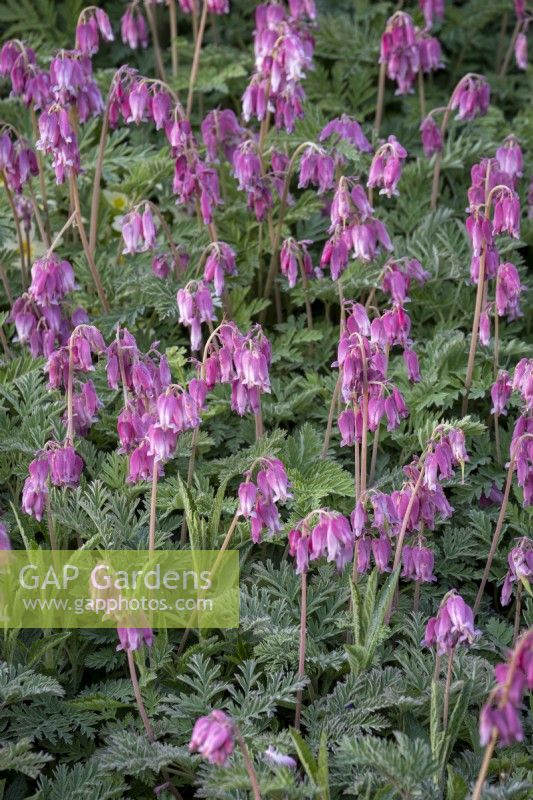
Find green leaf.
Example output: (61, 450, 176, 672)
(289, 728, 318, 784)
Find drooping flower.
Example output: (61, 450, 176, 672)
(189, 710, 234, 766)
(450, 74, 490, 121)
(116, 627, 154, 651)
(479, 630, 533, 747)
(21, 456, 50, 521)
(419, 0, 445, 29)
(401, 542, 436, 583)
(76, 7, 114, 56)
(496, 135, 523, 178)
(420, 115, 442, 157)
(379, 12, 420, 95)
(237, 457, 291, 543)
(177, 282, 216, 352)
(367, 136, 408, 198)
(121, 5, 149, 50)
(491, 370, 513, 416)
(289, 511, 354, 574)
(280, 238, 319, 288)
(319, 114, 372, 153)
(501, 538, 533, 606)
(49, 445, 84, 487)
(203, 242, 237, 296)
(423, 591, 479, 654)
(515, 32, 528, 70)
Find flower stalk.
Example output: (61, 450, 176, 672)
(294, 569, 307, 731)
(69, 175, 110, 312)
(186, 0, 209, 117)
(234, 728, 262, 800)
(126, 649, 183, 800)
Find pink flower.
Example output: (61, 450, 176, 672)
(121, 6, 148, 50)
(117, 627, 154, 651)
(319, 114, 372, 152)
(515, 32, 528, 70)
(419, 0, 445, 29)
(203, 242, 237, 296)
(496, 262, 523, 319)
(479, 631, 533, 747)
(367, 136, 408, 199)
(49, 445, 84, 487)
(450, 74, 490, 121)
(423, 591, 478, 654)
(401, 543, 436, 582)
(380, 12, 420, 95)
(496, 135, 523, 178)
(189, 710, 234, 766)
(500, 538, 533, 606)
(420, 115, 442, 157)
(298, 147, 335, 194)
(491, 370, 512, 416)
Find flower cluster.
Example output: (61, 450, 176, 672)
(121, 4, 149, 50)
(189, 710, 234, 766)
(321, 177, 393, 279)
(479, 630, 533, 746)
(232, 140, 272, 222)
(0, 129, 39, 193)
(423, 591, 479, 654)
(319, 114, 372, 154)
(380, 257, 430, 308)
(36, 105, 80, 183)
(203, 241, 237, 296)
(242, 1, 315, 132)
(0, 40, 51, 110)
(465, 141, 524, 345)
(177, 282, 216, 352)
(387, 427, 466, 550)
(351, 428, 466, 579)
(201, 109, 244, 164)
(450, 73, 490, 121)
(48, 49, 104, 121)
(46, 324, 105, 391)
(350, 492, 397, 575)
(121, 204, 157, 254)
(22, 441, 87, 520)
(367, 136, 407, 198)
(75, 8, 114, 56)
(492, 359, 533, 506)
(380, 12, 420, 95)
(289, 510, 354, 573)
(170, 107, 222, 225)
(237, 457, 291, 542)
(107, 329, 205, 482)
(335, 303, 413, 450)
(201, 322, 272, 417)
(402, 541, 436, 583)
(501, 538, 533, 606)
(280, 238, 319, 288)
(9, 254, 85, 358)
(379, 11, 443, 97)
